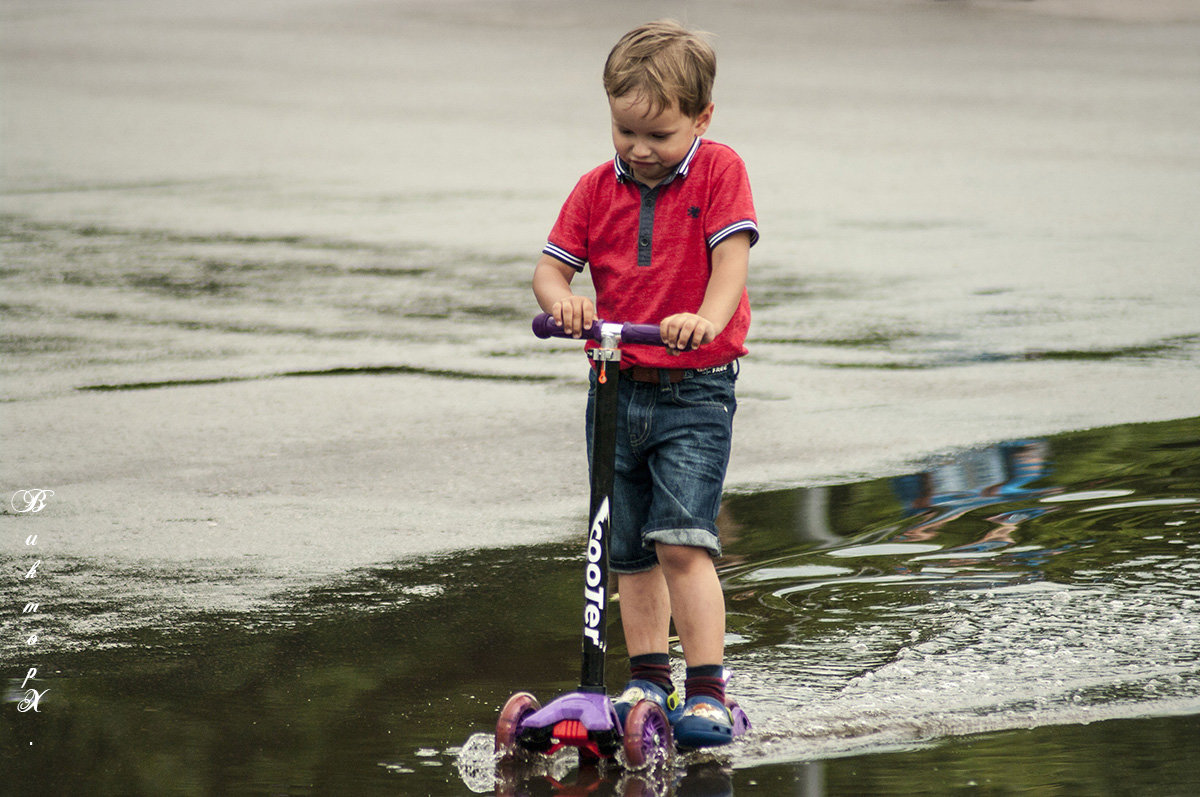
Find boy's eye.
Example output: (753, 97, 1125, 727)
(616, 128, 670, 140)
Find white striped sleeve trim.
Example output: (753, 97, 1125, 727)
(708, 220, 759, 249)
(543, 242, 586, 271)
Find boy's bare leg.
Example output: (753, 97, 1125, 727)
(617, 568, 672, 657)
(657, 543, 725, 666)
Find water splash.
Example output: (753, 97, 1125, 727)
(715, 426, 1200, 767)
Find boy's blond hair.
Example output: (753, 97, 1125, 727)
(602, 20, 716, 118)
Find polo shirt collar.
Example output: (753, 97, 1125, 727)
(613, 137, 702, 186)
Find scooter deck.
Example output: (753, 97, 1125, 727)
(513, 691, 622, 760)
(507, 690, 753, 759)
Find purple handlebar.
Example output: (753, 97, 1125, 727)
(532, 313, 665, 347)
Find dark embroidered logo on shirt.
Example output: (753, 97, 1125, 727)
(688, 206, 701, 218)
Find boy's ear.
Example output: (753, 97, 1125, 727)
(692, 102, 715, 136)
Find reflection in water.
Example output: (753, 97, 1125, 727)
(715, 417, 1200, 790)
(487, 758, 739, 797)
(476, 418, 1199, 795)
(2, 418, 1198, 795)
(891, 439, 1058, 541)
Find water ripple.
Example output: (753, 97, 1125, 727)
(716, 422, 1200, 765)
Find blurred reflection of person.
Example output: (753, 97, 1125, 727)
(891, 440, 1056, 542)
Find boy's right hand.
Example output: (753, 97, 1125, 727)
(551, 295, 596, 338)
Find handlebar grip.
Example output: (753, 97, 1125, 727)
(532, 313, 666, 346)
(618, 321, 666, 346)
(532, 313, 582, 340)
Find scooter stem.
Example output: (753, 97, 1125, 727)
(579, 330, 621, 693)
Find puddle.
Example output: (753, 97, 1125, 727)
(3, 416, 1197, 794)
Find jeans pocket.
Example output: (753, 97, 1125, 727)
(671, 370, 736, 413)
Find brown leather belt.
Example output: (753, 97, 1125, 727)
(627, 366, 685, 384)
(624, 363, 733, 384)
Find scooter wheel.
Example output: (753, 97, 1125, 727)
(495, 692, 541, 753)
(726, 697, 752, 736)
(622, 700, 672, 768)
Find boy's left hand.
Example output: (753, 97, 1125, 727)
(660, 313, 716, 355)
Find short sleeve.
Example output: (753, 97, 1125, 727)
(543, 174, 593, 271)
(703, 149, 759, 250)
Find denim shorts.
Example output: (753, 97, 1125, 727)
(586, 363, 737, 574)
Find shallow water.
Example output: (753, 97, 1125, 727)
(3, 1, 1200, 793)
(4, 416, 1196, 794)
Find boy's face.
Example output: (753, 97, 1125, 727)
(609, 93, 713, 187)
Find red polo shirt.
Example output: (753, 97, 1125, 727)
(544, 138, 757, 370)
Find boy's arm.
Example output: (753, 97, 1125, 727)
(660, 231, 751, 355)
(533, 254, 596, 337)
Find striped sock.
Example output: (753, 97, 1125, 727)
(685, 664, 726, 704)
(629, 653, 673, 693)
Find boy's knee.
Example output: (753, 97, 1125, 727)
(655, 542, 714, 573)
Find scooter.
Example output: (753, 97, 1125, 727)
(494, 314, 750, 770)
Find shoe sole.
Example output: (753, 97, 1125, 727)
(673, 718, 733, 749)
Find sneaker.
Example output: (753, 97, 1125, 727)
(612, 679, 683, 727)
(673, 695, 733, 748)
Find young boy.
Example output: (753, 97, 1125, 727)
(532, 21, 757, 748)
